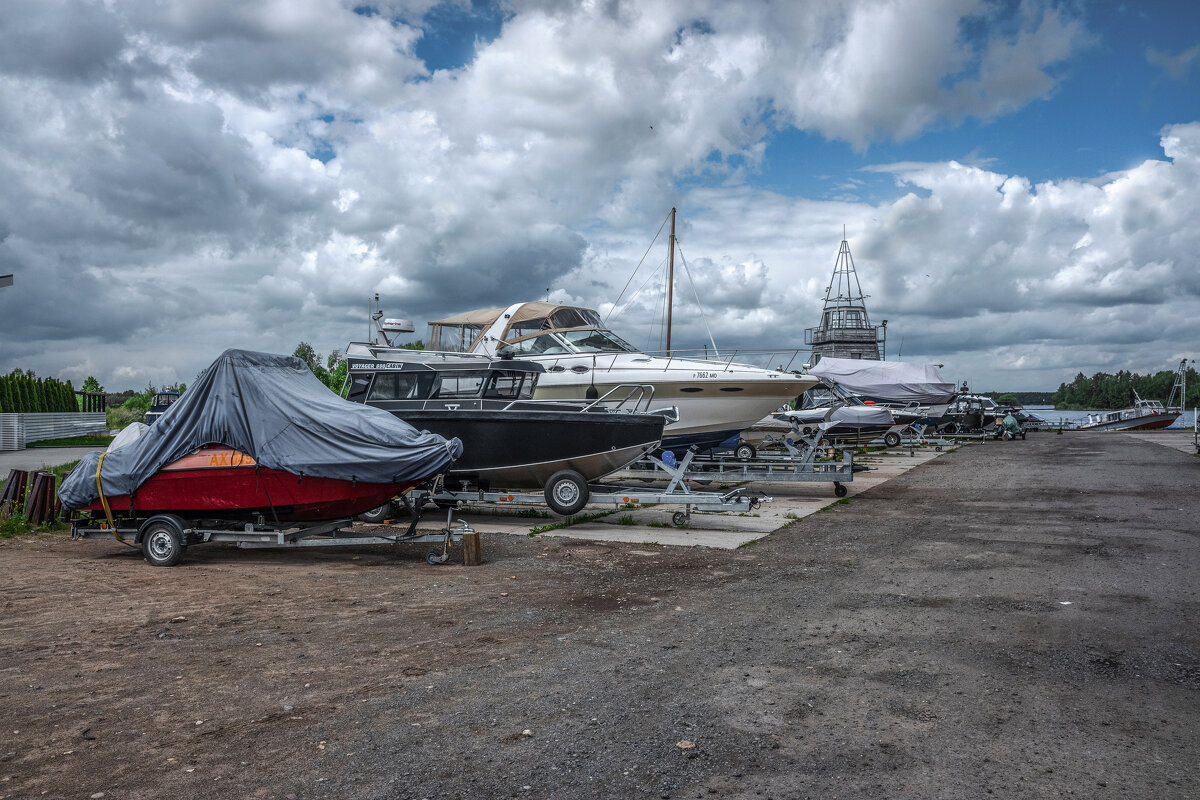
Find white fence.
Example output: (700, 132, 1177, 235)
(0, 413, 108, 451)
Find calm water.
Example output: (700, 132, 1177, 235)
(1026, 406, 1197, 430)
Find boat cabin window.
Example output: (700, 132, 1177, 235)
(346, 375, 371, 402)
(484, 373, 535, 400)
(433, 371, 490, 399)
(558, 329, 637, 353)
(366, 372, 435, 401)
(505, 334, 569, 356)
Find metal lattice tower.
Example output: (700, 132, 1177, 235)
(804, 232, 886, 362)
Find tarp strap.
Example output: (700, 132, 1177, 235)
(94, 452, 123, 543)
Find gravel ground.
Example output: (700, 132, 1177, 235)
(1, 432, 1197, 799)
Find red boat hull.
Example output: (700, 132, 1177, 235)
(79, 446, 413, 522)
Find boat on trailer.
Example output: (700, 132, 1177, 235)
(342, 349, 674, 514)
(417, 301, 816, 453)
(71, 444, 417, 523)
(60, 349, 462, 565)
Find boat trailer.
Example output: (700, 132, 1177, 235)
(416, 478, 768, 528)
(70, 506, 475, 567)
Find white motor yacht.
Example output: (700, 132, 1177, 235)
(405, 301, 817, 452)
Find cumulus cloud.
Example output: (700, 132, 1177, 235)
(0, 0, 1189, 393)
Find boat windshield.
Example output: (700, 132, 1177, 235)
(557, 329, 638, 353)
(504, 328, 638, 356)
(504, 334, 573, 356)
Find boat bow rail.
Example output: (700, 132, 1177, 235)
(640, 346, 810, 375)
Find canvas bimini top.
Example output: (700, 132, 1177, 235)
(59, 349, 463, 509)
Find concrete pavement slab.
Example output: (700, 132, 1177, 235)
(448, 442, 962, 549)
(0, 446, 96, 473)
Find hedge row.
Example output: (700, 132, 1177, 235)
(0, 371, 79, 413)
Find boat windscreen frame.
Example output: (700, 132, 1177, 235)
(501, 326, 638, 356)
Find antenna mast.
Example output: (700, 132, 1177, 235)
(666, 207, 676, 356)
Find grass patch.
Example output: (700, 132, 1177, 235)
(26, 436, 113, 448)
(784, 512, 800, 520)
(527, 510, 616, 535)
(509, 508, 551, 519)
(0, 460, 80, 536)
(617, 514, 635, 525)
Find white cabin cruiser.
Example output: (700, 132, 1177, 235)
(416, 302, 818, 452)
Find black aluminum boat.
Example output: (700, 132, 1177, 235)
(344, 353, 673, 514)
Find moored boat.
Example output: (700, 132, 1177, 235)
(1074, 390, 1181, 431)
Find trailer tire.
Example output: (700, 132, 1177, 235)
(544, 470, 589, 516)
(734, 442, 757, 461)
(883, 431, 901, 448)
(834, 483, 848, 498)
(358, 501, 395, 524)
(140, 517, 185, 567)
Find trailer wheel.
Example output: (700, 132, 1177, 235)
(834, 483, 848, 498)
(734, 442, 756, 461)
(883, 431, 901, 448)
(141, 518, 184, 567)
(671, 511, 687, 526)
(544, 470, 589, 516)
(358, 501, 395, 524)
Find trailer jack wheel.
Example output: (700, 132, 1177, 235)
(834, 483, 848, 498)
(672, 511, 688, 526)
(426, 551, 449, 565)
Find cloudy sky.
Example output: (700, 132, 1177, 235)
(1, 0, 1197, 393)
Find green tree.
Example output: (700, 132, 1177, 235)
(325, 350, 347, 394)
(81, 376, 104, 394)
(292, 342, 353, 394)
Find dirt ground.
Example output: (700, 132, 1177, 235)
(1, 433, 1197, 799)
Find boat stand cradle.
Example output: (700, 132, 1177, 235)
(71, 507, 475, 567)
(626, 422, 856, 499)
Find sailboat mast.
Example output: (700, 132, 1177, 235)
(666, 207, 676, 356)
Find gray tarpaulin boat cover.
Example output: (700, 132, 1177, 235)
(807, 357, 956, 404)
(59, 349, 463, 509)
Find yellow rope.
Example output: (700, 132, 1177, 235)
(94, 452, 122, 543)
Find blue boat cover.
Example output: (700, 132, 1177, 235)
(59, 349, 463, 509)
